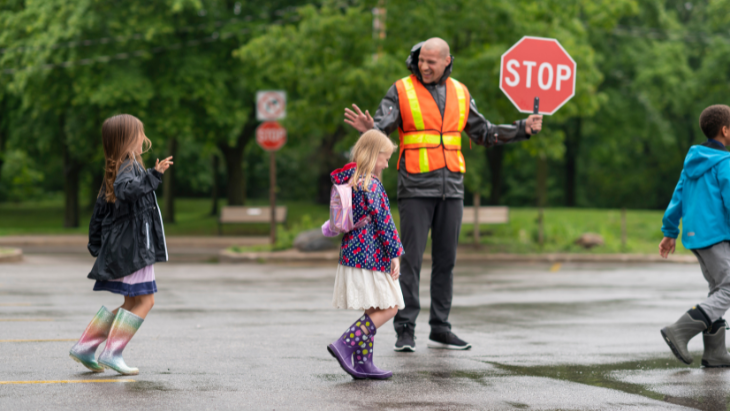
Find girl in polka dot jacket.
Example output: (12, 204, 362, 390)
(327, 129, 405, 380)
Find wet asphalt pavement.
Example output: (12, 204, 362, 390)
(1, 255, 728, 410)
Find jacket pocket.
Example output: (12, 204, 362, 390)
(145, 222, 150, 250)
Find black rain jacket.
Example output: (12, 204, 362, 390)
(373, 41, 530, 199)
(87, 159, 168, 281)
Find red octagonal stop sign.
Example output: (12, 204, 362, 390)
(256, 121, 287, 151)
(499, 36, 576, 115)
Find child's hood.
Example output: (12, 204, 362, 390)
(331, 163, 356, 185)
(684, 145, 730, 179)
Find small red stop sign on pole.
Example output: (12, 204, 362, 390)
(256, 121, 287, 151)
(499, 36, 576, 115)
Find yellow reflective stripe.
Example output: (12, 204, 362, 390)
(442, 135, 462, 147)
(403, 77, 425, 130)
(450, 78, 467, 131)
(458, 151, 466, 173)
(419, 148, 430, 173)
(403, 133, 441, 146)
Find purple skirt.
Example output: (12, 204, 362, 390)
(94, 265, 157, 297)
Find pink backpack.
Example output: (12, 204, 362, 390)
(321, 183, 371, 237)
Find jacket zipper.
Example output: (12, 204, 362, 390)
(145, 222, 150, 249)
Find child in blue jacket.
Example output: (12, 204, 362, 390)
(660, 104, 730, 367)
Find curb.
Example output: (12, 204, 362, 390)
(0, 248, 23, 263)
(0, 235, 269, 248)
(219, 249, 697, 265)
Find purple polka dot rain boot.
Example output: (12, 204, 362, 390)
(353, 329, 392, 379)
(327, 314, 376, 379)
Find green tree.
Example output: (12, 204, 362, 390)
(235, 4, 401, 203)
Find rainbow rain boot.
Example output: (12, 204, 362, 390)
(69, 306, 115, 372)
(98, 308, 144, 375)
(353, 325, 392, 379)
(327, 314, 378, 379)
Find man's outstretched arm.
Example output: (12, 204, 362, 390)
(465, 98, 542, 147)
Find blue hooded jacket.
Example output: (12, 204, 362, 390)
(662, 143, 730, 249)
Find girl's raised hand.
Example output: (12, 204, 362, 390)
(390, 257, 400, 281)
(155, 156, 174, 174)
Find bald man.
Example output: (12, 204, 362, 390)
(345, 38, 542, 352)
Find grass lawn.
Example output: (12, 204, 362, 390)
(0, 197, 689, 255)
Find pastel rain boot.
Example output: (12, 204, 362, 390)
(661, 306, 710, 365)
(353, 331, 392, 380)
(98, 308, 144, 375)
(702, 319, 730, 368)
(69, 306, 115, 372)
(327, 314, 377, 379)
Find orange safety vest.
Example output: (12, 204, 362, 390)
(395, 74, 470, 174)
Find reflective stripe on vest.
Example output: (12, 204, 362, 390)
(451, 78, 467, 131)
(419, 148, 429, 173)
(402, 76, 425, 130)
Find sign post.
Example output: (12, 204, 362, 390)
(256, 121, 287, 246)
(499, 37, 576, 247)
(256, 91, 287, 246)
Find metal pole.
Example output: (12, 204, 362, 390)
(270, 151, 276, 246)
(538, 207, 544, 249)
(621, 207, 627, 251)
(473, 192, 480, 247)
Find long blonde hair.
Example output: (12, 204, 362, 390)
(349, 130, 397, 192)
(99, 114, 151, 203)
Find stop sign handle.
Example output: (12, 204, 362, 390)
(530, 97, 541, 135)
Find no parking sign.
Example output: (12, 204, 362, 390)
(256, 91, 286, 121)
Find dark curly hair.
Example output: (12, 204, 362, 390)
(699, 105, 730, 139)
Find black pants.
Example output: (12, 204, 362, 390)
(394, 198, 463, 335)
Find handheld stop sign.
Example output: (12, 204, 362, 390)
(499, 36, 577, 115)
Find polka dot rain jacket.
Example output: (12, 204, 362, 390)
(331, 163, 404, 272)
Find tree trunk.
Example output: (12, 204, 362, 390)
(220, 112, 256, 206)
(62, 135, 80, 228)
(210, 154, 220, 216)
(0, 128, 5, 185)
(486, 145, 505, 205)
(316, 128, 347, 204)
(163, 137, 177, 223)
(220, 142, 245, 206)
(564, 117, 581, 207)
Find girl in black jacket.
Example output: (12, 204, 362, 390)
(69, 114, 172, 375)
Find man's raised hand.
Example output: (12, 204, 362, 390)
(155, 156, 174, 174)
(344, 104, 374, 133)
(526, 114, 543, 135)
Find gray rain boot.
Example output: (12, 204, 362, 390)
(702, 319, 730, 368)
(661, 306, 710, 365)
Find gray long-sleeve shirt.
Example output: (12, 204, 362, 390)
(374, 80, 529, 199)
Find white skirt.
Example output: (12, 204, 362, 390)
(332, 264, 405, 311)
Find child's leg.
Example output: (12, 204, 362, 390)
(130, 294, 155, 319)
(114, 296, 135, 315)
(364, 307, 398, 332)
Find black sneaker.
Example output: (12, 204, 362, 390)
(427, 331, 472, 350)
(394, 326, 416, 352)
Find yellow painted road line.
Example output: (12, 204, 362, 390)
(0, 303, 32, 306)
(0, 339, 76, 343)
(0, 319, 53, 322)
(550, 263, 562, 272)
(0, 379, 135, 385)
